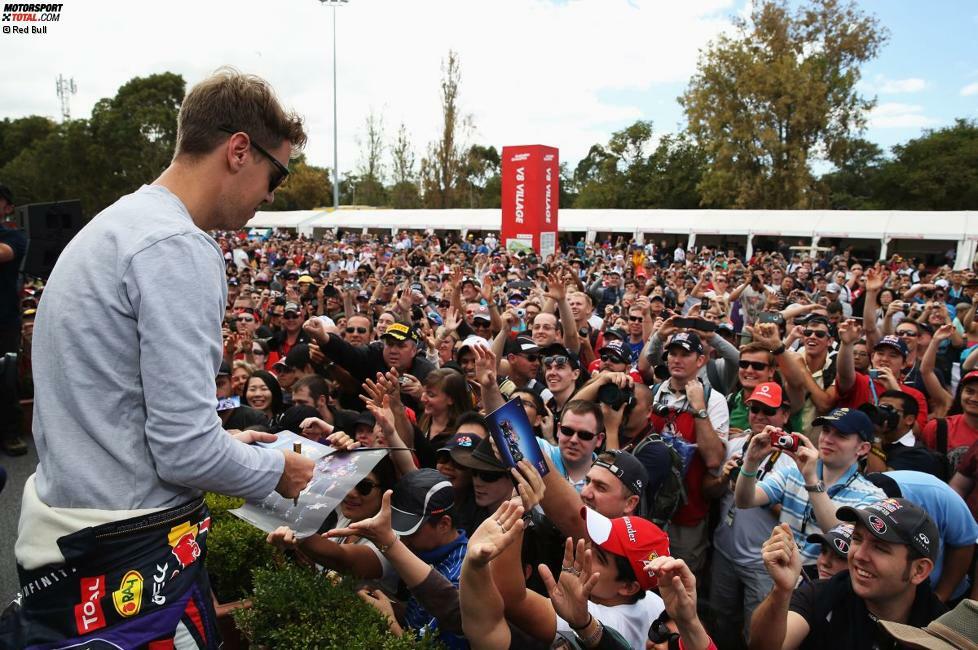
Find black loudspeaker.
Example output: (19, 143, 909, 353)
(15, 200, 84, 278)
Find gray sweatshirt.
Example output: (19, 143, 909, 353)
(31, 185, 284, 510)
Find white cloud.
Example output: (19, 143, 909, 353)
(868, 103, 940, 129)
(961, 82, 978, 96)
(878, 77, 926, 94)
(0, 0, 737, 173)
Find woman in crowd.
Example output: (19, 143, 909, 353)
(418, 367, 472, 449)
(230, 360, 255, 398)
(241, 370, 285, 420)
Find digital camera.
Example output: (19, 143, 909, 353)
(770, 431, 800, 453)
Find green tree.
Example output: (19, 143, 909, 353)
(420, 50, 470, 208)
(821, 138, 885, 209)
(644, 132, 708, 208)
(389, 122, 420, 208)
(0, 116, 57, 168)
(266, 155, 333, 210)
(681, 0, 886, 208)
(355, 109, 387, 206)
(874, 119, 978, 210)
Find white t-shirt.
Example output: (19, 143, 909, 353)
(328, 514, 400, 595)
(555, 593, 665, 649)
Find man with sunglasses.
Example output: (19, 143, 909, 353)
(343, 314, 374, 345)
(706, 382, 798, 648)
(541, 343, 583, 421)
(267, 301, 311, 368)
(8, 70, 315, 648)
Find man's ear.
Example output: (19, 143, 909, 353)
(909, 557, 934, 585)
(617, 579, 641, 599)
(623, 493, 640, 516)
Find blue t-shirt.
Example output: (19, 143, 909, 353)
(886, 471, 978, 598)
(405, 531, 469, 649)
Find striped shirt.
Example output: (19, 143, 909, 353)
(758, 461, 885, 564)
(405, 531, 469, 649)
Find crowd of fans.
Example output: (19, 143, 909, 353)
(16, 228, 978, 648)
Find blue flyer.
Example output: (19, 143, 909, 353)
(486, 397, 549, 477)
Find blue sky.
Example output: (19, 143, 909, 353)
(0, 0, 974, 174)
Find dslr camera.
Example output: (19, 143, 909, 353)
(598, 383, 634, 411)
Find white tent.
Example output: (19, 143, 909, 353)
(246, 208, 978, 268)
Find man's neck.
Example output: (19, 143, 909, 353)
(563, 456, 591, 481)
(153, 163, 219, 231)
(865, 585, 918, 625)
(805, 348, 827, 369)
(668, 375, 693, 392)
(821, 460, 854, 486)
(554, 385, 576, 407)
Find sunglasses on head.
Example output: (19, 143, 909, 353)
(473, 469, 508, 483)
(739, 360, 769, 371)
(353, 479, 380, 496)
(559, 425, 597, 441)
(346, 326, 368, 334)
(749, 403, 780, 416)
(544, 355, 570, 368)
(217, 127, 289, 193)
(803, 329, 829, 339)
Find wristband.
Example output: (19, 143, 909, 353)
(578, 619, 603, 647)
(739, 467, 758, 479)
(772, 344, 786, 356)
(570, 613, 593, 632)
(376, 534, 399, 554)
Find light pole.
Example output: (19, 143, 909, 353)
(318, 0, 347, 210)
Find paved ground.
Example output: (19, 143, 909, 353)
(0, 436, 38, 603)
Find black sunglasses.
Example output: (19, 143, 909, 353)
(628, 316, 643, 322)
(544, 355, 570, 368)
(218, 127, 289, 193)
(283, 313, 301, 320)
(346, 326, 369, 334)
(739, 360, 769, 371)
(473, 470, 508, 483)
(353, 479, 380, 496)
(600, 353, 626, 364)
(518, 353, 541, 363)
(749, 403, 779, 416)
(803, 329, 829, 339)
(235, 316, 255, 323)
(559, 425, 597, 441)
(896, 330, 918, 338)
(648, 612, 679, 645)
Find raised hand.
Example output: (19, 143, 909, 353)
(646, 556, 699, 626)
(302, 317, 329, 343)
(864, 267, 887, 293)
(837, 318, 861, 345)
(466, 499, 525, 567)
(472, 343, 498, 387)
(761, 523, 803, 592)
(325, 430, 361, 451)
(538, 538, 600, 630)
(326, 489, 396, 547)
(510, 460, 547, 512)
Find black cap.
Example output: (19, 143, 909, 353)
(438, 431, 480, 454)
(352, 411, 376, 430)
(593, 450, 648, 497)
(874, 334, 909, 358)
(663, 332, 704, 358)
(390, 469, 455, 536)
(603, 328, 628, 342)
(381, 321, 420, 343)
(217, 360, 232, 377)
(274, 343, 311, 371)
(452, 434, 508, 473)
(806, 522, 854, 559)
(506, 335, 541, 356)
(272, 405, 320, 434)
(837, 498, 939, 561)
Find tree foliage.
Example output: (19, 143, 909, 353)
(682, 0, 886, 208)
(420, 50, 471, 208)
(266, 155, 333, 211)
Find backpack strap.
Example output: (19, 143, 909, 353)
(937, 418, 948, 457)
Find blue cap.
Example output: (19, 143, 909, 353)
(874, 334, 908, 358)
(812, 407, 875, 441)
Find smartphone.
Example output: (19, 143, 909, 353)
(869, 368, 881, 380)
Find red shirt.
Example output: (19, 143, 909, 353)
(835, 372, 927, 430)
(954, 438, 978, 521)
(922, 414, 978, 455)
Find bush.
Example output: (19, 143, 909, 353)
(204, 493, 278, 603)
(234, 563, 443, 649)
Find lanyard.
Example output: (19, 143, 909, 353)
(800, 468, 859, 535)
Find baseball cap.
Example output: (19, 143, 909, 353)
(663, 332, 704, 358)
(874, 334, 909, 358)
(298, 275, 315, 284)
(438, 431, 480, 454)
(746, 382, 785, 409)
(352, 411, 376, 431)
(505, 335, 541, 356)
(603, 328, 628, 342)
(935, 279, 950, 289)
(461, 276, 481, 287)
(390, 469, 455, 536)
(837, 498, 939, 561)
(826, 282, 843, 294)
(599, 339, 631, 364)
(812, 407, 875, 441)
(961, 371, 978, 387)
(274, 343, 310, 371)
(472, 305, 492, 322)
(451, 434, 508, 473)
(593, 450, 647, 497)
(217, 360, 231, 377)
(879, 598, 978, 650)
(458, 335, 491, 352)
(806, 522, 854, 559)
(284, 301, 301, 314)
(381, 321, 419, 343)
(581, 507, 670, 590)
